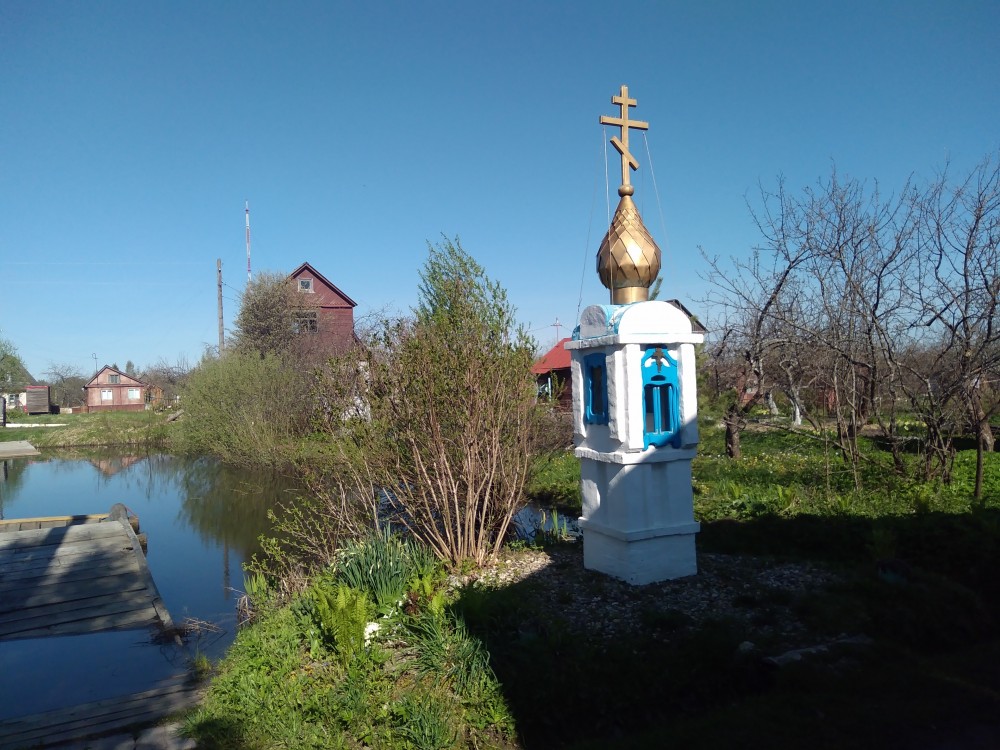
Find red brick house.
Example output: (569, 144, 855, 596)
(288, 262, 357, 355)
(532, 337, 573, 409)
(84, 366, 150, 412)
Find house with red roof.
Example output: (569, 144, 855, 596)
(532, 337, 573, 409)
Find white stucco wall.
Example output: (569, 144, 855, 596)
(570, 299, 704, 583)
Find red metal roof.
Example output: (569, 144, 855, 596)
(531, 337, 572, 375)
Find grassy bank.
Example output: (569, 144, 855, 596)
(1, 410, 179, 449)
(186, 532, 518, 749)
(182, 424, 1000, 748)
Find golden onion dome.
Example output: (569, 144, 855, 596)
(597, 85, 661, 304)
(596, 187, 661, 304)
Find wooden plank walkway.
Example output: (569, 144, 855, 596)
(0, 440, 40, 458)
(0, 674, 205, 749)
(0, 513, 140, 533)
(0, 504, 174, 640)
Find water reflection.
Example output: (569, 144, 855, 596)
(176, 455, 299, 556)
(0, 451, 302, 720)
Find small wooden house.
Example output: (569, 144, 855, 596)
(288, 262, 357, 356)
(84, 366, 150, 412)
(533, 337, 573, 409)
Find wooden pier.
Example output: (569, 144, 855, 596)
(0, 440, 41, 459)
(0, 674, 204, 749)
(0, 506, 206, 747)
(0, 503, 174, 639)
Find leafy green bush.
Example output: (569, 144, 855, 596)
(180, 350, 312, 468)
(326, 238, 548, 567)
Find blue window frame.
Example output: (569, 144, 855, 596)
(641, 346, 680, 448)
(583, 353, 608, 425)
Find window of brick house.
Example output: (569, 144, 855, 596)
(293, 310, 319, 334)
(109, 374, 120, 384)
(298, 278, 313, 292)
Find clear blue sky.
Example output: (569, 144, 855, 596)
(2, 1, 998, 379)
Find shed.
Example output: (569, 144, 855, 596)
(533, 338, 573, 409)
(25, 385, 52, 415)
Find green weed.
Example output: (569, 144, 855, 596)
(392, 691, 459, 750)
(409, 613, 494, 699)
(336, 526, 427, 616)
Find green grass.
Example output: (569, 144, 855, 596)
(524, 451, 581, 513)
(185, 535, 517, 750)
(1, 410, 178, 449)
(185, 425, 1000, 748)
(503, 423, 1000, 747)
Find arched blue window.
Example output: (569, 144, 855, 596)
(642, 346, 680, 448)
(583, 353, 608, 425)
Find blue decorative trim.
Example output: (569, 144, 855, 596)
(641, 346, 680, 449)
(583, 352, 608, 425)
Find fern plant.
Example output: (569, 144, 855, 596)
(307, 580, 375, 665)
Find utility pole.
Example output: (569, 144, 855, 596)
(245, 201, 252, 283)
(217, 259, 225, 353)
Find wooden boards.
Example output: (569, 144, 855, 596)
(0, 674, 204, 749)
(0, 440, 40, 458)
(0, 505, 173, 639)
(0, 513, 139, 533)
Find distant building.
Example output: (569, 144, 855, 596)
(1, 360, 36, 412)
(2, 392, 26, 411)
(288, 262, 357, 356)
(664, 299, 708, 334)
(532, 337, 573, 409)
(84, 366, 151, 412)
(25, 385, 52, 414)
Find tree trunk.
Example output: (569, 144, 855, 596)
(974, 419, 993, 502)
(724, 404, 744, 460)
(765, 391, 780, 416)
(975, 433, 985, 503)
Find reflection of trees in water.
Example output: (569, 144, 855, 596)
(0, 450, 301, 561)
(0, 459, 28, 519)
(175, 456, 302, 560)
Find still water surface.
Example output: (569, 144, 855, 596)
(0, 452, 299, 720)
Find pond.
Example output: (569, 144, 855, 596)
(0, 452, 300, 720)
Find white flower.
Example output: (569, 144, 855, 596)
(364, 621, 380, 645)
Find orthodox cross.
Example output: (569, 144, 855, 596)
(599, 85, 649, 190)
(652, 346, 666, 373)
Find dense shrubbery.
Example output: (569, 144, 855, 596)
(306, 238, 550, 567)
(180, 351, 312, 468)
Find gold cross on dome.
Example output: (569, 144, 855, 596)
(599, 85, 649, 189)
